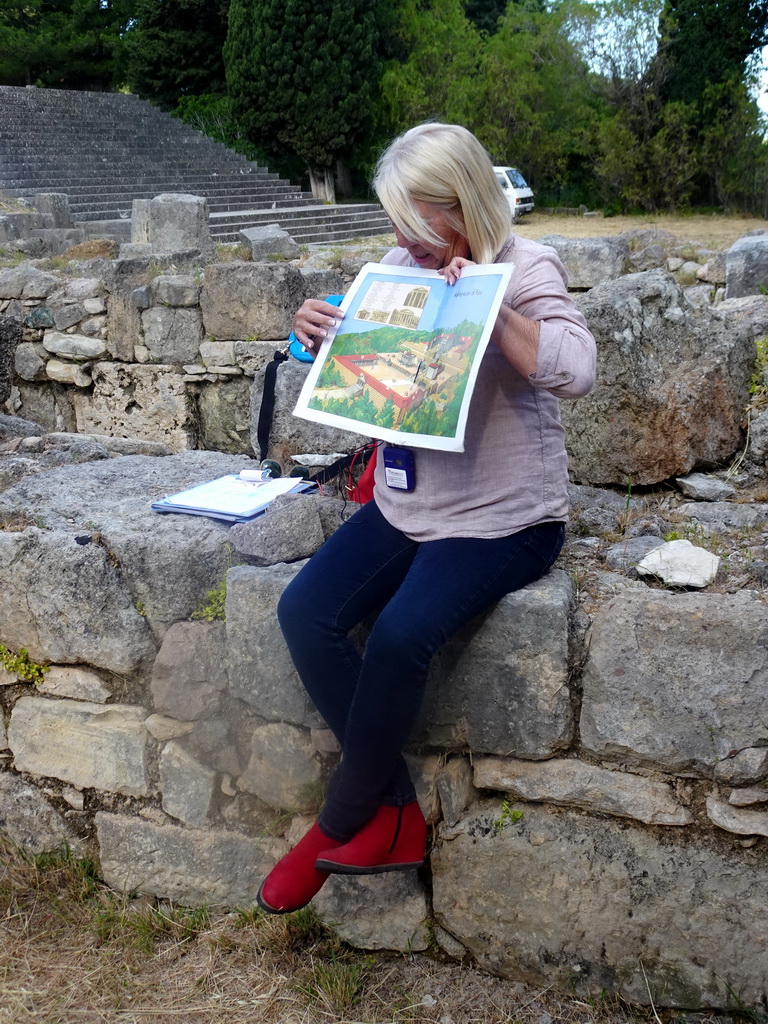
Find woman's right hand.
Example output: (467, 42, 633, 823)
(292, 299, 343, 358)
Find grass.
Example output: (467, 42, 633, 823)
(0, 838, 713, 1024)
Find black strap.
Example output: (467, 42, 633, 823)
(257, 350, 289, 461)
(308, 441, 376, 488)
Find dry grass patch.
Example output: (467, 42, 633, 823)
(0, 839, 740, 1024)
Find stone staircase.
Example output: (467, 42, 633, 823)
(0, 86, 392, 244)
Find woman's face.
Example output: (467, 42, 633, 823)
(392, 200, 471, 270)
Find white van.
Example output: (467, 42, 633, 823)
(494, 166, 535, 218)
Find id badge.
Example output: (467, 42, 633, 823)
(383, 446, 415, 491)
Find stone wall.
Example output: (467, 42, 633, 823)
(2, 212, 768, 1013)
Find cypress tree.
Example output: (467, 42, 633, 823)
(224, 0, 379, 201)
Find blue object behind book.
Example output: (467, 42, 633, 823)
(288, 293, 344, 362)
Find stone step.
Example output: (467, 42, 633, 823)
(209, 205, 392, 244)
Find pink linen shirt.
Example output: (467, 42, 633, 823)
(372, 234, 596, 541)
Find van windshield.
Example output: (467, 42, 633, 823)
(504, 168, 528, 189)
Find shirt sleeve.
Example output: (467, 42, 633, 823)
(503, 247, 596, 400)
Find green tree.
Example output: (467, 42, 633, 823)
(120, 0, 231, 109)
(0, 0, 128, 89)
(659, 0, 768, 107)
(224, 0, 380, 201)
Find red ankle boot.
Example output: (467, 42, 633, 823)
(257, 823, 342, 914)
(315, 801, 427, 875)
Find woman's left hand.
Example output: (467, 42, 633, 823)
(439, 256, 476, 286)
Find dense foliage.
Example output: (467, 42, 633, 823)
(1, 0, 766, 214)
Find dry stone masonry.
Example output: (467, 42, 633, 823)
(1, 201, 768, 1014)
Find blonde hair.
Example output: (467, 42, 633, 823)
(373, 123, 512, 265)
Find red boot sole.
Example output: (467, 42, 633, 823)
(314, 856, 425, 875)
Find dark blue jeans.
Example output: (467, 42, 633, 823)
(277, 500, 564, 841)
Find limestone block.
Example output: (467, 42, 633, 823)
(315, 870, 430, 952)
(196, 376, 252, 454)
(234, 339, 280, 376)
(404, 753, 442, 823)
(43, 330, 107, 360)
(200, 340, 236, 366)
(141, 306, 203, 363)
(14, 342, 46, 382)
(152, 274, 199, 308)
(538, 235, 628, 288)
(434, 756, 473, 828)
(714, 747, 768, 785)
(96, 811, 286, 907)
(0, 528, 156, 673)
(675, 473, 735, 502)
(150, 621, 228, 720)
(717, 293, 768, 339)
(417, 570, 574, 757)
(8, 696, 150, 796)
(160, 741, 217, 826)
(185, 716, 243, 776)
(0, 267, 58, 300)
(728, 786, 768, 807)
(80, 316, 106, 337)
(239, 223, 300, 261)
(83, 297, 107, 315)
(24, 305, 54, 329)
(726, 235, 768, 299)
(706, 794, 768, 837)
(228, 493, 326, 565)
(72, 362, 197, 452)
(131, 199, 150, 244)
(145, 714, 194, 741)
(201, 262, 309, 341)
(300, 267, 345, 299)
(604, 535, 663, 571)
(565, 270, 753, 485)
(45, 358, 92, 387)
(580, 590, 768, 774)
(474, 757, 692, 825)
(0, 314, 21, 405)
(226, 562, 324, 728)
(432, 800, 768, 1009)
(9, 378, 76, 432)
(148, 193, 211, 253)
(52, 303, 85, 331)
(32, 193, 70, 228)
(37, 665, 111, 703)
(66, 278, 104, 301)
(0, 771, 84, 855)
(237, 721, 321, 811)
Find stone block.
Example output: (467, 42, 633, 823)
(66, 278, 104, 301)
(0, 528, 156, 673)
(300, 267, 345, 299)
(237, 721, 321, 811)
(8, 696, 150, 796)
(0, 266, 58, 301)
(152, 274, 200, 308)
(45, 358, 92, 386)
(73, 362, 197, 452)
(726, 235, 768, 299)
(141, 306, 203, 363)
(239, 223, 300, 261)
(131, 199, 150, 244)
(147, 193, 211, 254)
(474, 757, 692, 825)
(200, 340, 236, 366)
(0, 771, 84, 855)
(538, 234, 629, 288)
(52, 303, 85, 331)
(226, 562, 324, 728)
(580, 590, 768, 774)
(43, 330, 107, 360)
(233, 339, 279, 376)
(38, 666, 111, 703)
(436, 756, 474, 827)
(151, 621, 228, 720)
(706, 794, 768, 837)
(96, 811, 286, 907)
(159, 741, 217, 826)
(315, 870, 430, 952)
(432, 800, 768, 1009)
(201, 261, 309, 341)
(196, 376, 252, 454)
(31, 193, 71, 228)
(228, 493, 326, 565)
(417, 570, 574, 757)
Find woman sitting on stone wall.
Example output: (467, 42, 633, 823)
(257, 122, 597, 914)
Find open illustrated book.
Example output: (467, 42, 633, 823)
(293, 261, 514, 453)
